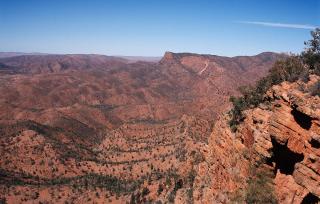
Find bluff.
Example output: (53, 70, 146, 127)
(192, 75, 320, 203)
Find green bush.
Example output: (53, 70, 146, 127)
(268, 56, 306, 83)
(229, 28, 320, 131)
(302, 28, 320, 74)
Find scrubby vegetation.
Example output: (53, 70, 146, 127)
(230, 159, 277, 204)
(0, 114, 209, 203)
(310, 80, 320, 96)
(228, 28, 320, 204)
(245, 165, 277, 204)
(229, 28, 320, 132)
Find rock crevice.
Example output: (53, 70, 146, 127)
(194, 75, 320, 203)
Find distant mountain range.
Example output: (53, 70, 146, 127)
(0, 52, 161, 62)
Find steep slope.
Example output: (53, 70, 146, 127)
(192, 75, 320, 203)
(160, 52, 284, 100)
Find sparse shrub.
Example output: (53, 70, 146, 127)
(310, 80, 320, 96)
(187, 170, 196, 185)
(157, 184, 164, 195)
(245, 166, 277, 204)
(141, 187, 150, 197)
(4, 160, 10, 165)
(31, 192, 39, 200)
(30, 159, 36, 165)
(268, 56, 305, 83)
(40, 160, 45, 165)
(168, 192, 176, 203)
(229, 28, 320, 131)
(228, 94, 249, 132)
(130, 193, 136, 204)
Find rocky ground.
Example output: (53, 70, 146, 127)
(192, 75, 320, 203)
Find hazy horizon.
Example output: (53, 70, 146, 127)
(1, 0, 319, 56)
(0, 50, 289, 58)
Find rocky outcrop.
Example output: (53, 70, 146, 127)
(193, 114, 249, 203)
(195, 75, 320, 203)
(242, 75, 320, 203)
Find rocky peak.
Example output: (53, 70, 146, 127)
(159, 52, 205, 64)
(162, 51, 175, 60)
(159, 51, 183, 64)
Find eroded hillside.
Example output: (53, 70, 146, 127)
(0, 52, 284, 203)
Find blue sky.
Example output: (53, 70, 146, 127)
(0, 0, 319, 56)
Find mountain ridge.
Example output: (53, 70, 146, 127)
(0, 50, 288, 203)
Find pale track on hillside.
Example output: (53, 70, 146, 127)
(198, 60, 209, 75)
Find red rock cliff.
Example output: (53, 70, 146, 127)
(193, 75, 320, 203)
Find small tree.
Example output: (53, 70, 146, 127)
(302, 28, 320, 74)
